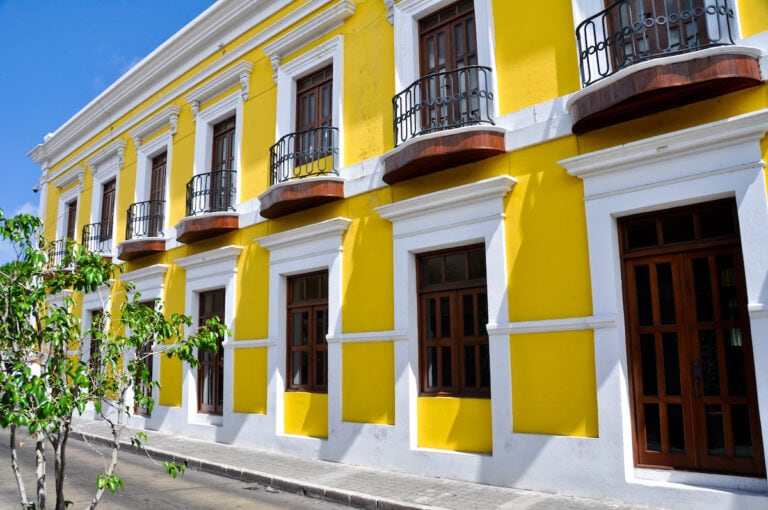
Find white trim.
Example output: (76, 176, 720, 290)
(133, 131, 173, 237)
(176, 245, 242, 428)
(560, 109, 768, 494)
(87, 143, 123, 257)
(86, 139, 127, 174)
(223, 339, 276, 349)
(129, 105, 181, 147)
(393, 0, 498, 117)
(185, 61, 254, 119)
(55, 184, 82, 243)
(53, 165, 85, 190)
(256, 217, 351, 440)
(119, 264, 169, 302)
(264, 0, 356, 79)
(326, 330, 409, 344)
(376, 175, 514, 453)
(274, 36, 345, 167)
(487, 315, 617, 335)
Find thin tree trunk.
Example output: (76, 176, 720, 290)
(9, 425, 30, 509)
(53, 421, 70, 510)
(35, 431, 46, 510)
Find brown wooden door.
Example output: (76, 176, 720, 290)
(65, 199, 77, 240)
(211, 116, 236, 211)
(148, 152, 166, 236)
(295, 66, 333, 166)
(198, 289, 225, 415)
(621, 202, 764, 477)
(100, 179, 115, 242)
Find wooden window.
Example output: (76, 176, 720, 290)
(210, 117, 236, 211)
(99, 179, 115, 241)
(418, 1, 477, 130)
(65, 199, 77, 240)
(287, 271, 328, 392)
(295, 66, 333, 166)
(148, 151, 166, 237)
(620, 199, 765, 477)
(418, 244, 489, 397)
(198, 289, 225, 415)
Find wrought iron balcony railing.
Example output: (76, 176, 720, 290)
(47, 238, 73, 269)
(185, 170, 236, 217)
(392, 65, 494, 147)
(82, 222, 113, 255)
(126, 200, 165, 240)
(269, 127, 339, 186)
(576, 0, 735, 87)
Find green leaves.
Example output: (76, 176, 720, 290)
(96, 473, 125, 493)
(162, 461, 186, 479)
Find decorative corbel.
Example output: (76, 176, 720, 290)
(384, 0, 394, 24)
(190, 100, 200, 122)
(170, 111, 179, 135)
(270, 57, 281, 84)
(133, 135, 142, 150)
(240, 69, 250, 101)
(117, 144, 125, 171)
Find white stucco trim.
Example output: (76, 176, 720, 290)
(55, 182, 82, 244)
(326, 330, 409, 344)
(377, 175, 514, 454)
(488, 314, 617, 335)
(560, 108, 768, 497)
(132, 132, 173, 238)
(176, 246, 243, 430)
(86, 141, 125, 257)
(274, 35, 345, 167)
(256, 217, 351, 450)
(393, 0, 498, 117)
(224, 339, 276, 349)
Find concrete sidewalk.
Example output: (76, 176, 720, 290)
(71, 418, 656, 510)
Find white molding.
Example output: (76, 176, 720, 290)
(134, 130, 173, 236)
(129, 105, 181, 147)
(176, 245, 243, 276)
(264, 0, 356, 79)
(86, 139, 127, 174)
(256, 217, 352, 256)
(487, 315, 617, 336)
(223, 339, 276, 349)
(326, 330, 409, 344)
(185, 61, 254, 119)
(53, 165, 86, 190)
(376, 175, 515, 227)
(748, 303, 768, 319)
(119, 264, 169, 302)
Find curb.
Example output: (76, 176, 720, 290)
(70, 430, 439, 510)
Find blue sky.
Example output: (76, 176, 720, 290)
(0, 0, 213, 262)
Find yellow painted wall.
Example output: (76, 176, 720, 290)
(284, 391, 328, 438)
(492, 0, 580, 114)
(233, 347, 268, 414)
(418, 397, 492, 453)
(738, 0, 768, 37)
(510, 330, 598, 437)
(235, 236, 270, 340)
(342, 342, 394, 424)
(505, 138, 592, 321)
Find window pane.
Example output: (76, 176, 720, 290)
(440, 297, 451, 337)
(306, 274, 320, 300)
(423, 257, 443, 286)
(717, 254, 739, 321)
(667, 403, 686, 454)
(640, 334, 658, 396)
(315, 350, 326, 387)
(656, 262, 676, 325)
(479, 343, 490, 388)
(662, 333, 681, 396)
(731, 404, 754, 458)
(625, 219, 657, 250)
(315, 309, 327, 345)
(644, 403, 661, 452)
(292, 278, 305, 302)
(478, 292, 488, 336)
(705, 404, 726, 456)
(661, 213, 695, 244)
(699, 203, 736, 238)
(426, 298, 437, 339)
(468, 249, 485, 279)
(692, 257, 714, 322)
(445, 253, 466, 282)
(634, 265, 653, 326)
(725, 328, 746, 396)
(441, 345, 452, 387)
(427, 346, 437, 388)
(463, 294, 475, 336)
(699, 330, 721, 396)
(464, 345, 476, 388)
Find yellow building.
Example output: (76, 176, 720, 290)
(30, 0, 768, 506)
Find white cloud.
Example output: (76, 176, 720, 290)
(13, 201, 38, 217)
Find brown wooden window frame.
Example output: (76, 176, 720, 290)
(286, 271, 329, 393)
(65, 199, 78, 240)
(198, 289, 225, 416)
(100, 178, 116, 242)
(417, 244, 490, 398)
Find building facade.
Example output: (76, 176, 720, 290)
(30, 0, 768, 507)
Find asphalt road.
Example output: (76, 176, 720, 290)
(0, 429, 345, 510)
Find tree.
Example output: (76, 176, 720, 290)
(0, 210, 225, 510)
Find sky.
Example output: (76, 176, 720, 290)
(0, 0, 215, 263)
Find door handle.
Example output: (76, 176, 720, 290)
(692, 360, 702, 398)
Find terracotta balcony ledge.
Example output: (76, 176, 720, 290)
(568, 46, 763, 134)
(259, 176, 344, 219)
(175, 211, 239, 244)
(117, 238, 166, 261)
(382, 125, 506, 185)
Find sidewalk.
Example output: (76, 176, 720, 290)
(71, 418, 656, 510)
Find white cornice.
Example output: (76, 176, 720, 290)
(119, 264, 169, 288)
(86, 139, 128, 174)
(256, 217, 351, 252)
(53, 165, 86, 190)
(129, 105, 181, 147)
(185, 61, 254, 120)
(27, 0, 293, 168)
(560, 109, 768, 178)
(264, 0, 356, 78)
(383, 0, 394, 24)
(376, 175, 516, 223)
(176, 245, 243, 272)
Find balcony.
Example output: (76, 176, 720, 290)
(258, 127, 343, 219)
(82, 222, 113, 259)
(570, 0, 762, 134)
(382, 65, 505, 185)
(117, 200, 166, 261)
(176, 170, 238, 244)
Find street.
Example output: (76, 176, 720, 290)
(0, 429, 345, 509)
